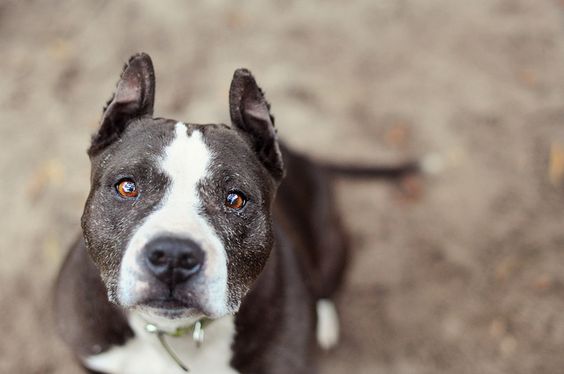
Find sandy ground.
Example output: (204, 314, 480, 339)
(2, 0, 564, 373)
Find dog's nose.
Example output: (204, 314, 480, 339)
(145, 237, 205, 286)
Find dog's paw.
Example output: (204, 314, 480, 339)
(420, 152, 446, 175)
(316, 299, 339, 350)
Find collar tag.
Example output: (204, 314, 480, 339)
(192, 320, 205, 347)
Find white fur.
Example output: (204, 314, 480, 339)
(316, 299, 339, 350)
(118, 122, 229, 317)
(84, 313, 238, 374)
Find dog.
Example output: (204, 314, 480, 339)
(54, 53, 418, 374)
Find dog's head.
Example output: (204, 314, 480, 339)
(81, 53, 284, 322)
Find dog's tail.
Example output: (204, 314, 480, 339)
(320, 153, 443, 180)
(321, 161, 419, 179)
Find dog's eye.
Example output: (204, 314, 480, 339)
(116, 179, 138, 198)
(225, 190, 246, 210)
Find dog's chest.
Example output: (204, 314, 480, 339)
(84, 315, 238, 374)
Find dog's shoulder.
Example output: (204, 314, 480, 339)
(54, 237, 134, 358)
(231, 237, 317, 374)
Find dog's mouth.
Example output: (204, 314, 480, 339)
(119, 275, 223, 319)
(144, 297, 191, 310)
(136, 295, 206, 319)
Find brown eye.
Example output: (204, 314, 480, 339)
(225, 191, 246, 210)
(116, 179, 138, 198)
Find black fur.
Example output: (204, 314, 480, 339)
(55, 236, 133, 358)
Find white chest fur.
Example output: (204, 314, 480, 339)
(84, 314, 238, 374)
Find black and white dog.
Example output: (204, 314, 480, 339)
(55, 53, 417, 374)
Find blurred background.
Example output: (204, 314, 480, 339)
(2, 0, 564, 373)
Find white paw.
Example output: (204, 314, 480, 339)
(421, 152, 446, 175)
(316, 299, 339, 350)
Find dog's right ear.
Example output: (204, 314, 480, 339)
(88, 53, 155, 156)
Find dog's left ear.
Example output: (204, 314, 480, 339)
(229, 69, 284, 181)
(88, 53, 155, 156)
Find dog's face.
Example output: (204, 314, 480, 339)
(81, 54, 284, 321)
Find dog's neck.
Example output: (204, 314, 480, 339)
(115, 311, 236, 373)
(132, 312, 216, 372)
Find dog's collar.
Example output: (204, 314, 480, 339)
(144, 318, 212, 372)
(146, 317, 211, 339)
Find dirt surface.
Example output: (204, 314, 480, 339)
(2, 0, 564, 373)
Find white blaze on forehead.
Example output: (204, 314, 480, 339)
(118, 122, 229, 317)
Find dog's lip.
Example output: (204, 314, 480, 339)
(138, 297, 206, 320)
(143, 297, 192, 310)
